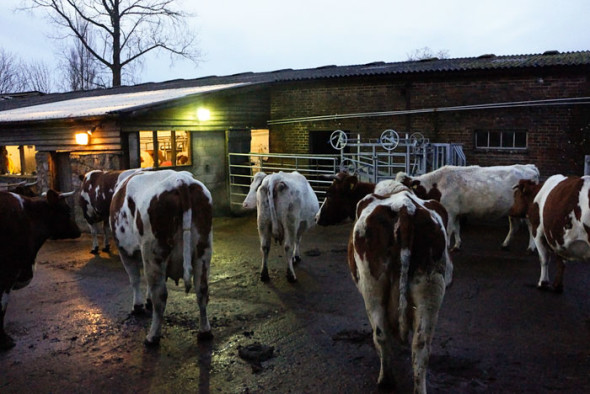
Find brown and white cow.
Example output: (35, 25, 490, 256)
(511, 175, 590, 292)
(110, 170, 213, 346)
(348, 188, 452, 392)
(79, 169, 141, 254)
(0, 190, 81, 350)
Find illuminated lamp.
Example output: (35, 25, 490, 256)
(75, 130, 92, 145)
(197, 107, 211, 121)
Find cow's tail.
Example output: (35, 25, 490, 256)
(267, 176, 281, 240)
(179, 182, 193, 293)
(398, 247, 411, 343)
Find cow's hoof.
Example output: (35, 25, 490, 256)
(500, 244, 509, 251)
(144, 336, 161, 347)
(145, 299, 153, 311)
(197, 331, 214, 341)
(292, 256, 302, 265)
(260, 272, 270, 282)
(0, 335, 16, 351)
(131, 304, 146, 315)
(90, 248, 99, 255)
(552, 284, 564, 294)
(537, 281, 552, 291)
(286, 272, 297, 283)
(101, 246, 110, 253)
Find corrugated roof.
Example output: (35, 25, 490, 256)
(0, 50, 588, 123)
(0, 83, 246, 122)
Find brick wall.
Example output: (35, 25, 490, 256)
(270, 71, 590, 177)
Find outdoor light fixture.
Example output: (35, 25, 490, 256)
(197, 107, 211, 121)
(75, 130, 92, 145)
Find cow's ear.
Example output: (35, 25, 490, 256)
(46, 189, 59, 205)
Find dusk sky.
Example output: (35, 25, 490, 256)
(1, 0, 588, 87)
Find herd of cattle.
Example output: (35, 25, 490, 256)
(1, 163, 589, 392)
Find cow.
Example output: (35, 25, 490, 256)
(511, 175, 590, 293)
(242, 171, 319, 282)
(0, 189, 81, 350)
(396, 164, 540, 251)
(79, 169, 140, 254)
(110, 170, 213, 346)
(314, 172, 441, 226)
(0, 180, 38, 197)
(348, 187, 452, 392)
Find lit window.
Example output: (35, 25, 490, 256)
(139, 130, 191, 168)
(0, 145, 37, 175)
(475, 130, 527, 149)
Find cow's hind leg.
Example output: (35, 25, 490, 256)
(536, 241, 552, 290)
(259, 223, 272, 282)
(144, 260, 167, 346)
(284, 230, 297, 283)
(101, 221, 111, 253)
(89, 222, 100, 254)
(410, 272, 445, 394)
(447, 215, 461, 251)
(194, 243, 213, 340)
(501, 216, 520, 250)
(119, 250, 146, 314)
(369, 306, 396, 389)
(0, 291, 15, 351)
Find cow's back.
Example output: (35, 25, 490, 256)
(535, 175, 590, 259)
(420, 164, 539, 218)
(111, 170, 212, 260)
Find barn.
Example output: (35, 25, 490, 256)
(0, 50, 588, 219)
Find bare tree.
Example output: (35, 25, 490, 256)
(0, 49, 21, 94)
(59, 19, 102, 91)
(23, 0, 200, 87)
(406, 47, 450, 61)
(20, 60, 53, 92)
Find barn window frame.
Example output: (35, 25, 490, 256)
(474, 130, 528, 150)
(0, 145, 37, 175)
(138, 130, 192, 169)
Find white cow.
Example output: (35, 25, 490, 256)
(242, 171, 319, 282)
(110, 170, 213, 346)
(396, 164, 540, 251)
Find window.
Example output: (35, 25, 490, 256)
(475, 130, 527, 149)
(139, 130, 191, 168)
(0, 145, 37, 175)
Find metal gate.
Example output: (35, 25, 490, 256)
(228, 129, 466, 210)
(330, 129, 466, 183)
(228, 152, 339, 210)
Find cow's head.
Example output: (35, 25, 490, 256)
(316, 172, 363, 226)
(510, 179, 541, 218)
(242, 172, 267, 209)
(46, 189, 82, 240)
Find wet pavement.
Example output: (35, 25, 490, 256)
(1, 214, 590, 393)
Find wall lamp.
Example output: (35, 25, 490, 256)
(75, 128, 94, 145)
(197, 107, 211, 121)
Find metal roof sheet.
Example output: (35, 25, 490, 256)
(0, 83, 246, 122)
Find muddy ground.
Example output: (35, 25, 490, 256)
(1, 214, 590, 393)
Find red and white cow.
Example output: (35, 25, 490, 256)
(396, 164, 540, 251)
(511, 175, 590, 292)
(314, 172, 441, 226)
(349, 188, 452, 392)
(110, 170, 213, 346)
(242, 171, 319, 282)
(79, 169, 140, 254)
(0, 190, 81, 350)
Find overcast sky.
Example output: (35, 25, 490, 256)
(1, 0, 588, 87)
